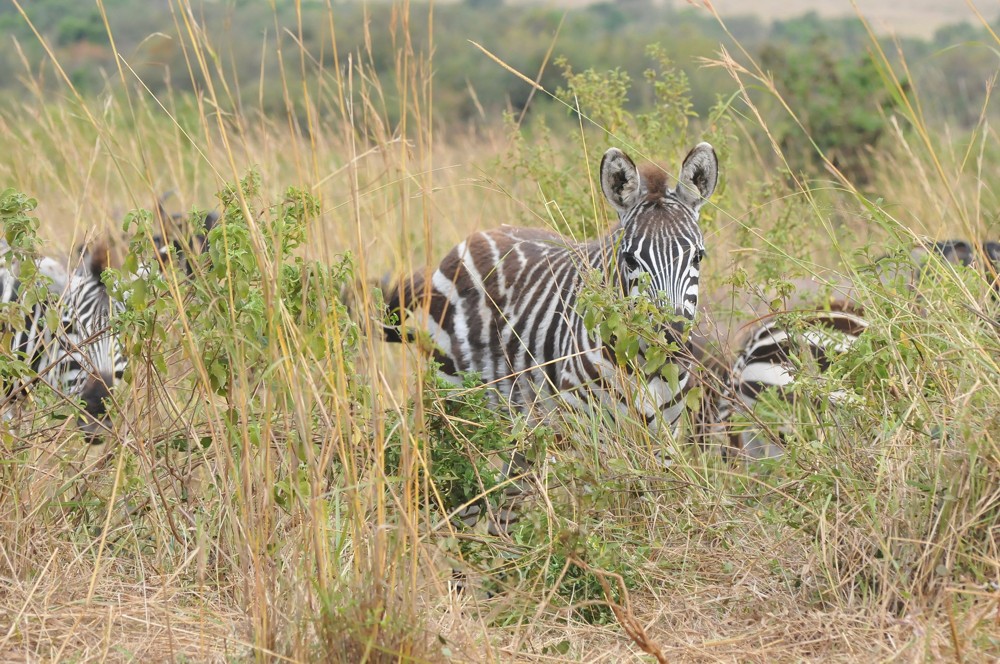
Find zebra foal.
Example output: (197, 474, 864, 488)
(384, 143, 718, 430)
(382, 143, 718, 541)
(1, 243, 126, 440)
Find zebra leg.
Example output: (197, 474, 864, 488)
(445, 450, 533, 596)
(486, 451, 531, 537)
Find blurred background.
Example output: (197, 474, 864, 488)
(4, 0, 998, 258)
(2, 0, 992, 126)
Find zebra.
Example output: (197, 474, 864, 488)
(383, 143, 718, 535)
(1, 242, 126, 441)
(149, 193, 218, 276)
(710, 290, 868, 459)
(714, 239, 1000, 460)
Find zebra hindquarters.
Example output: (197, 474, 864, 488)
(717, 304, 868, 461)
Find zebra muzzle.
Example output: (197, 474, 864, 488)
(77, 372, 115, 443)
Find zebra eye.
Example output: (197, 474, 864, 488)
(693, 248, 705, 267)
(621, 252, 640, 272)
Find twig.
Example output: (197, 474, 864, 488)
(569, 556, 669, 664)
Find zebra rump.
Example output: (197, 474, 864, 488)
(716, 238, 1000, 460)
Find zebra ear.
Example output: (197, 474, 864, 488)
(155, 191, 179, 225)
(600, 148, 642, 215)
(675, 142, 718, 212)
(985, 241, 1000, 266)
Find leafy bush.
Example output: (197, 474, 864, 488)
(384, 367, 519, 520)
(760, 36, 904, 182)
(503, 45, 733, 240)
(111, 171, 358, 409)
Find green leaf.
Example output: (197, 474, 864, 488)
(624, 335, 639, 361)
(643, 345, 666, 374)
(685, 384, 703, 412)
(661, 362, 680, 392)
(128, 278, 148, 311)
(124, 252, 138, 275)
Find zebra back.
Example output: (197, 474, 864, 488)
(715, 238, 1000, 460)
(703, 277, 866, 459)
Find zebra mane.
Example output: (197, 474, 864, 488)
(88, 241, 110, 279)
(637, 163, 670, 201)
(72, 240, 111, 283)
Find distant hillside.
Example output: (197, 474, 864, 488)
(190, 0, 992, 39)
(495, 0, 979, 38)
(0, 0, 995, 129)
(706, 0, 979, 38)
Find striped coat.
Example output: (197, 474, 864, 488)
(1, 244, 125, 439)
(713, 238, 1000, 459)
(384, 143, 718, 432)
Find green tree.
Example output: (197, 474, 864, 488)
(761, 35, 904, 183)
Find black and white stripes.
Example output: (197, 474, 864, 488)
(714, 239, 1000, 460)
(384, 143, 719, 432)
(1, 244, 125, 439)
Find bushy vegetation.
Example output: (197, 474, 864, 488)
(0, 1, 997, 662)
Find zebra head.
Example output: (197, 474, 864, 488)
(151, 194, 218, 276)
(600, 143, 718, 323)
(61, 244, 127, 441)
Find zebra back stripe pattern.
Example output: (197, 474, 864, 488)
(715, 238, 1000, 460)
(714, 304, 868, 459)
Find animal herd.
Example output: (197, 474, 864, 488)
(2, 144, 998, 523)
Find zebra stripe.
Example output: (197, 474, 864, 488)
(383, 144, 718, 551)
(1, 244, 126, 441)
(714, 304, 868, 460)
(716, 239, 1000, 460)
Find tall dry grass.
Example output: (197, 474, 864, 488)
(0, 1, 997, 662)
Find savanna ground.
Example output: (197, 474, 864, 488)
(0, 1, 998, 662)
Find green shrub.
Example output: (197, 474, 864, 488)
(760, 36, 904, 182)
